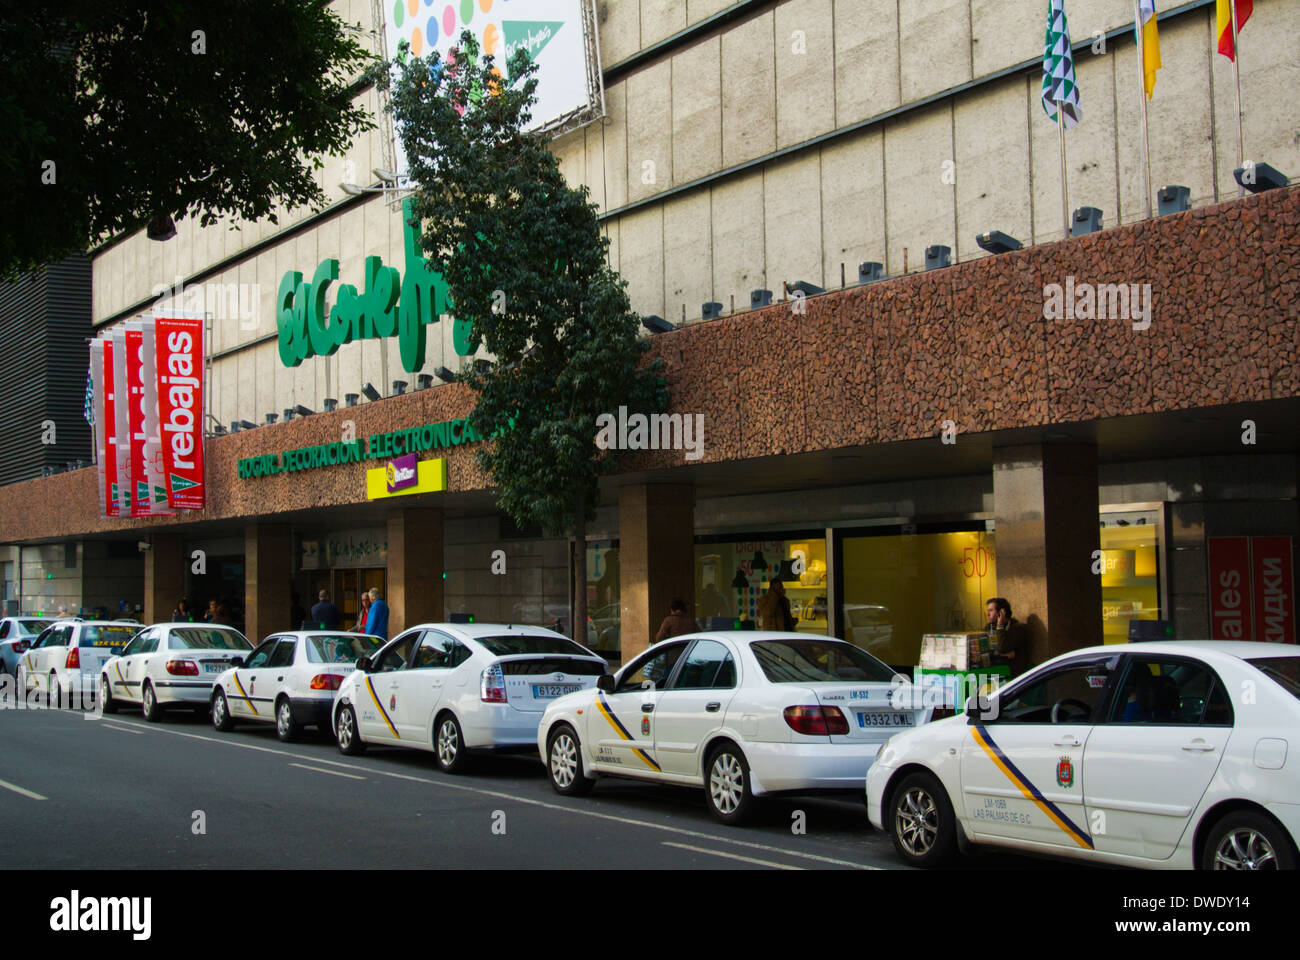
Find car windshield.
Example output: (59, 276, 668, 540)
(169, 628, 250, 651)
(306, 634, 383, 663)
(475, 634, 591, 657)
(751, 638, 897, 683)
(1248, 657, 1300, 701)
(81, 626, 136, 650)
(18, 619, 54, 634)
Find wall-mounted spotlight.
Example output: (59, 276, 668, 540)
(392, 380, 408, 396)
(340, 183, 366, 197)
(924, 246, 952, 270)
(858, 262, 886, 284)
(1071, 207, 1103, 236)
(282, 408, 295, 422)
(975, 231, 1023, 255)
(1234, 161, 1289, 194)
(702, 301, 724, 320)
(212, 424, 227, 436)
(417, 374, 434, 390)
(361, 383, 381, 402)
(1157, 185, 1191, 215)
(294, 404, 314, 417)
(642, 315, 675, 334)
(265, 412, 278, 424)
(373, 168, 398, 184)
(786, 281, 826, 297)
(323, 398, 338, 412)
(750, 289, 773, 309)
(434, 366, 457, 383)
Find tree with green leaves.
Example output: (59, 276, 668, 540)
(1, 2, 373, 279)
(386, 32, 668, 647)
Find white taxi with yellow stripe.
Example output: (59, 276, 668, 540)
(538, 631, 926, 825)
(868, 641, 1300, 870)
(332, 623, 605, 772)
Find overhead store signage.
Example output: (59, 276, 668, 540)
(1208, 536, 1295, 643)
(365, 454, 447, 500)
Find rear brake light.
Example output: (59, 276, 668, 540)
(66, 648, 80, 670)
(165, 660, 199, 676)
(783, 705, 850, 736)
(14, 641, 29, 653)
(481, 662, 507, 703)
(310, 674, 343, 691)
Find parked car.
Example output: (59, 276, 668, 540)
(100, 623, 251, 721)
(16, 620, 138, 703)
(0, 617, 57, 678)
(333, 623, 605, 772)
(539, 631, 927, 824)
(211, 631, 383, 741)
(868, 641, 1300, 870)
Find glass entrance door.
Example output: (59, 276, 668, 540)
(334, 569, 387, 631)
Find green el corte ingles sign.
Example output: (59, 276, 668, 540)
(276, 198, 473, 373)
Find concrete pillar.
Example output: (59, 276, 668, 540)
(245, 524, 292, 642)
(144, 534, 185, 624)
(993, 444, 1102, 666)
(618, 484, 695, 665)
(386, 508, 444, 638)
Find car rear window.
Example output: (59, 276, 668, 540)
(1248, 657, 1300, 701)
(306, 635, 384, 663)
(80, 626, 136, 650)
(170, 628, 250, 651)
(751, 638, 897, 683)
(476, 634, 591, 657)
(501, 658, 605, 675)
(19, 619, 54, 634)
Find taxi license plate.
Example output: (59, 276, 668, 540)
(533, 684, 581, 698)
(203, 663, 227, 672)
(856, 711, 914, 728)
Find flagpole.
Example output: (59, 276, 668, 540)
(1133, 1, 1153, 219)
(1057, 100, 1070, 238)
(1230, 0, 1245, 195)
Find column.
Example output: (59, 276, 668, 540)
(386, 507, 444, 637)
(618, 484, 695, 665)
(993, 443, 1102, 666)
(143, 534, 185, 624)
(245, 523, 291, 642)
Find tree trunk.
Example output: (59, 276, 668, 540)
(572, 485, 588, 649)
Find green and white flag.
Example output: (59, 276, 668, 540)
(1042, 0, 1082, 129)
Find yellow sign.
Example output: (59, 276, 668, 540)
(365, 457, 447, 500)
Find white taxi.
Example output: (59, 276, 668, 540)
(100, 623, 251, 721)
(867, 641, 1300, 870)
(539, 631, 926, 825)
(16, 620, 139, 703)
(211, 631, 384, 741)
(333, 623, 606, 772)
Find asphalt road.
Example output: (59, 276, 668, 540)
(0, 694, 1069, 870)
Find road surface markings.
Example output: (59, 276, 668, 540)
(289, 762, 365, 780)
(662, 841, 804, 870)
(42, 711, 879, 870)
(0, 776, 47, 800)
(101, 723, 143, 735)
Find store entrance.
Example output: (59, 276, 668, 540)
(333, 568, 386, 632)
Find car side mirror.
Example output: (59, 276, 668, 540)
(596, 674, 615, 693)
(356, 657, 372, 674)
(229, 656, 244, 668)
(965, 694, 982, 721)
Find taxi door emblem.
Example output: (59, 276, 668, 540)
(1056, 756, 1074, 788)
(390, 694, 397, 710)
(641, 716, 651, 736)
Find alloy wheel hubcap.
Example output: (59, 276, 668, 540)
(895, 787, 939, 856)
(1214, 829, 1278, 870)
(710, 754, 743, 814)
(214, 696, 225, 723)
(278, 704, 290, 735)
(438, 721, 458, 765)
(552, 735, 577, 787)
(339, 711, 353, 747)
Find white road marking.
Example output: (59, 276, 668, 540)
(0, 776, 47, 800)
(662, 841, 804, 870)
(289, 763, 365, 780)
(101, 723, 143, 735)
(54, 712, 879, 869)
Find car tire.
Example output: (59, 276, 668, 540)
(100, 675, 118, 714)
(211, 690, 235, 731)
(547, 724, 595, 796)
(434, 712, 470, 774)
(275, 697, 301, 743)
(336, 703, 366, 756)
(704, 742, 757, 826)
(888, 771, 958, 868)
(141, 681, 163, 722)
(1202, 811, 1297, 870)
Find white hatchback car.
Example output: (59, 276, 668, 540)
(100, 623, 252, 721)
(333, 623, 606, 772)
(0, 617, 57, 678)
(210, 631, 384, 741)
(539, 631, 926, 824)
(868, 641, 1300, 870)
(16, 620, 139, 703)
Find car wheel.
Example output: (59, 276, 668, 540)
(889, 772, 957, 868)
(141, 682, 163, 722)
(434, 712, 470, 774)
(48, 673, 61, 708)
(1203, 812, 1296, 870)
(704, 743, 757, 826)
(100, 675, 118, 714)
(211, 690, 234, 731)
(276, 698, 301, 743)
(547, 724, 594, 796)
(336, 704, 366, 756)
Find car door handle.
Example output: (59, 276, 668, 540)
(1182, 740, 1216, 752)
(276, 676, 284, 682)
(1053, 736, 1081, 747)
(706, 702, 721, 712)
(641, 704, 654, 713)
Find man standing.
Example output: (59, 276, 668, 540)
(365, 587, 389, 641)
(986, 597, 1030, 677)
(654, 598, 699, 643)
(310, 589, 342, 630)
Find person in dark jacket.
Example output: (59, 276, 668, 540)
(310, 590, 342, 630)
(654, 598, 699, 643)
(986, 597, 1030, 677)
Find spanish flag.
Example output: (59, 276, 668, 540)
(1216, 0, 1253, 61)
(1137, 1, 1162, 99)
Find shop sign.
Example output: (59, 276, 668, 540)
(1208, 536, 1296, 643)
(1250, 537, 1294, 644)
(276, 198, 473, 375)
(325, 530, 388, 568)
(365, 456, 447, 501)
(1208, 537, 1252, 641)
